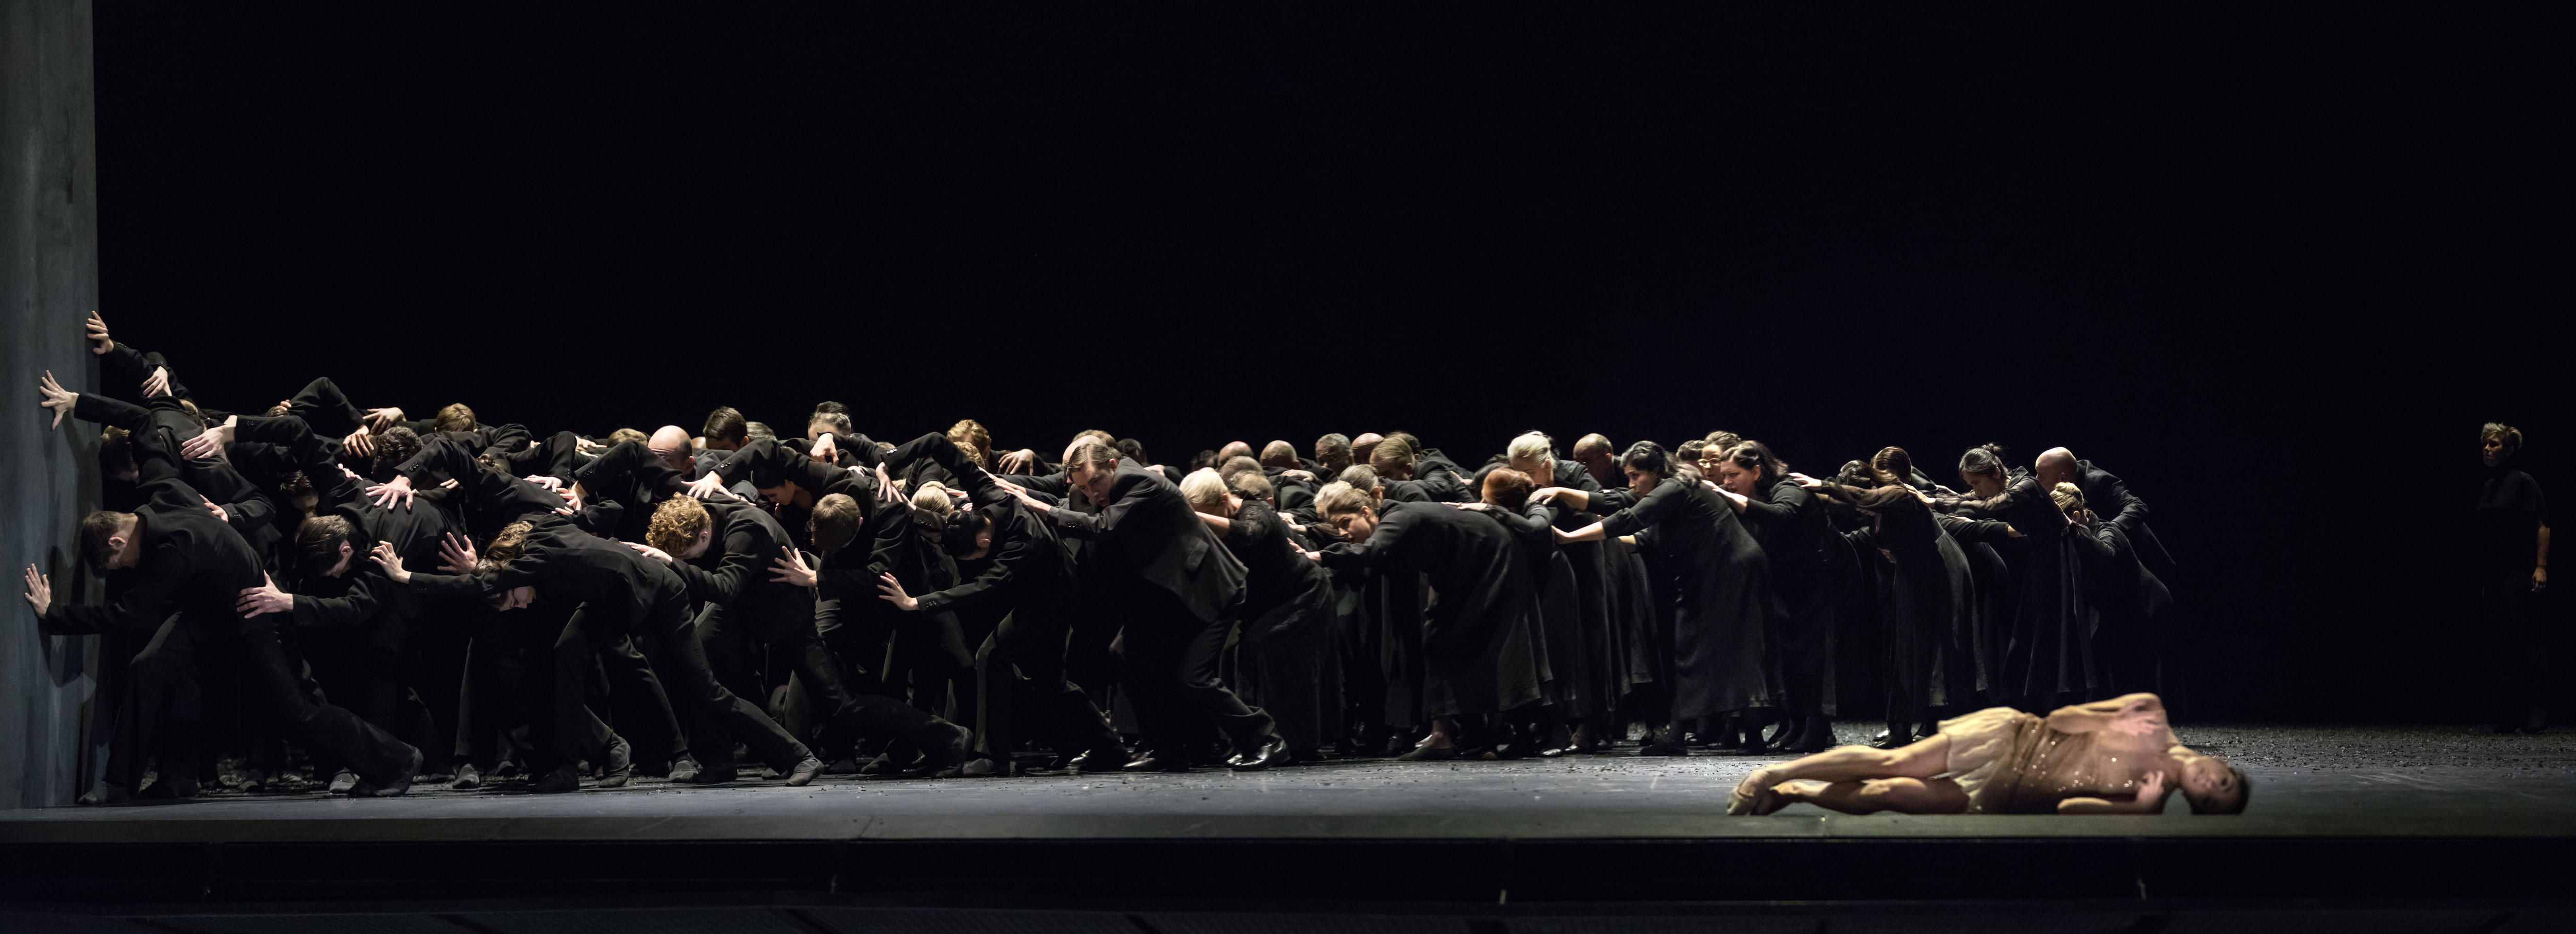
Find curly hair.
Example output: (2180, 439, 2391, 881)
(646, 496, 711, 554)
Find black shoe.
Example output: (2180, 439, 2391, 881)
(1069, 744, 1128, 774)
(673, 763, 739, 785)
(531, 767, 582, 794)
(1228, 735, 1289, 771)
(1121, 752, 1191, 773)
(137, 776, 198, 801)
(351, 743, 426, 798)
(1395, 742, 1458, 762)
(1636, 740, 1689, 757)
(1868, 733, 1912, 751)
(785, 756, 826, 787)
(598, 736, 634, 788)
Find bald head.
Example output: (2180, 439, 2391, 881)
(649, 426, 695, 474)
(1218, 440, 1252, 464)
(1259, 440, 1298, 469)
(1571, 433, 1617, 485)
(2035, 447, 2079, 488)
(1351, 433, 1384, 465)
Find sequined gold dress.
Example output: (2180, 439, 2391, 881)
(1937, 706, 2171, 814)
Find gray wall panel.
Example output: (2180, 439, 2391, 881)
(2, 0, 100, 808)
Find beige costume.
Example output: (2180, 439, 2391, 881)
(1937, 706, 2173, 813)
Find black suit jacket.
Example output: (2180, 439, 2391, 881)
(1045, 460, 1244, 623)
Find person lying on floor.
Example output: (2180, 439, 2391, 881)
(1727, 693, 2247, 816)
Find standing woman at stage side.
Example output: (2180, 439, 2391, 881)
(1554, 440, 1779, 756)
(2475, 423, 2550, 734)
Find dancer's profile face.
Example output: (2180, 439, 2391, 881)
(2482, 435, 2506, 467)
(1624, 465, 1656, 497)
(1711, 460, 1757, 497)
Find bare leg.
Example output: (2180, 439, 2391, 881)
(1770, 776, 1970, 815)
(1728, 734, 1952, 815)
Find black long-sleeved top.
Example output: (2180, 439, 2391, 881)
(1046, 460, 1245, 623)
(668, 498, 804, 611)
(570, 439, 696, 543)
(411, 515, 684, 625)
(1219, 499, 1328, 617)
(869, 433, 1064, 618)
(75, 393, 281, 556)
(2074, 459, 2169, 567)
(42, 467, 261, 638)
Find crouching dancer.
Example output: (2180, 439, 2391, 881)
(1727, 693, 2247, 816)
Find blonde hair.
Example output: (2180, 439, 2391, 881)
(646, 496, 711, 553)
(1179, 468, 1230, 508)
(911, 481, 955, 518)
(2048, 481, 2086, 514)
(1505, 432, 1554, 465)
(1314, 481, 1374, 518)
(2483, 422, 2524, 456)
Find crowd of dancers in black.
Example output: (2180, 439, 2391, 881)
(23, 313, 2188, 802)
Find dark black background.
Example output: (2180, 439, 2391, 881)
(91, 5, 2567, 720)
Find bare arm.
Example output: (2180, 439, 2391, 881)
(2045, 693, 2165, 735)
(2057, 771, 2168, 814)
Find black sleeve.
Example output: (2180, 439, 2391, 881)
(668, 518, 763, 606)
(291, 571, 391, 629)
(1599, 480, 1682, 537)
(287, 377, 368, 437)
(71, 391, 149, 430)
(44, 541, 191, 636)
(2091, 470, 2151, 538)
(572, 440, 687, 500)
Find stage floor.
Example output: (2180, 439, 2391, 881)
(7, 723, 2573, 843)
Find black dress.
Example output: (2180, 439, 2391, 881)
(2474, 465, 2549, 729)
(1842, 495, 1977, 730)
(1944, 477, 2090, 707)
(1320, 501, 1540, 717)
(1739, 478, 1835, 717)
(1598, 477, 1779, 719)
(1220, 500, 1339, 755)
(2069, 518, 2171, 697)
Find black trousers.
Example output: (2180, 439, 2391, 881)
(698, 589, 943, 748)
(2482, 571, 2548, 729)
(1114, 587, 1277, 757)
(106, 615, 200, 790)
(229, 614, 417, 784)
(975, 577, 1122, 763)
(600, 591, 810, 773)
(453, 604, 529, 770)
(1236, 576, 1337, 755)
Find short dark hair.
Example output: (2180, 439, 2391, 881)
(99, 426, 135, 480)
(1956, 443, 2008, 480)
(810, 493, 865, 552)
(369, 426, 422, 483)
(1619, 440, 1673, 480)
(1314, 434, 1353, 471)
(78, 511, 133, 570)
(812, 400, 851, 417)
(1190, 450, 1219, 470)
(1724, 440, 1789, 485)
(1115, 438, 1147, 465)
(703, 407, 749, 445)
(809, 411, 853, 435)
(295, 515, 357, 578)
